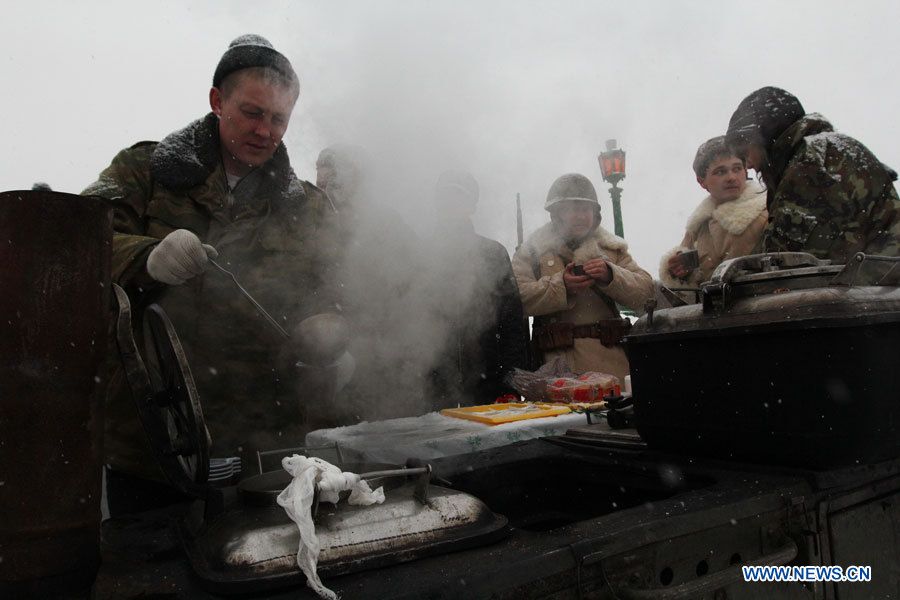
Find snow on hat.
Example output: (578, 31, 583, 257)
(726, 87, 805, 151)
(212, 34, 297, 89)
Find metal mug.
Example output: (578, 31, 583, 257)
(679, 249, 700, 271)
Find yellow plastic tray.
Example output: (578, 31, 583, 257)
(440, 402, 572, 425)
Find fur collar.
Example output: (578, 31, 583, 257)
(684, 181, 766, 236)
(526, 221, 627, 260)
(149, 112, 294, 195)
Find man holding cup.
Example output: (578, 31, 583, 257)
(659, 136, 767, 296)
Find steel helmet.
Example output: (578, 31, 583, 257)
(544, 173, 598, 212)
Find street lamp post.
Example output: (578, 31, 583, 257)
(598, 139, 627, 238)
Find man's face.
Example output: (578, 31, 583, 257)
(555, 201, 595, 240)
(315, 156, 336, 190)
(744, 144, 766, 173)
(316, 155, 361, 205)
(435, 185, 477, 220)
(210, 72, 297, 176)
(698, 155, 747, 204)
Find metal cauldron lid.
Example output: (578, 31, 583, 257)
(699, 252, 900, 314)
(113, 285, 211, 498)
(705, 252, 834, 287)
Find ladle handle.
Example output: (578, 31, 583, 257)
(312, 465, 433, 519)
(208, 259, 290, 339)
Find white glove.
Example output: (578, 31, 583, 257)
(146, 229, 219, 285)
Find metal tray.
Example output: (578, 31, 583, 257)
(179, 479, 509, 595)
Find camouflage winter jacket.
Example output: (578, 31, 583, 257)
(765, 114, 900, 262)
(83, 113, 339, 474)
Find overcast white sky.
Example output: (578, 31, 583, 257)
(3, 0, 899, 272)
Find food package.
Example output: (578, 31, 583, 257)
(508, 365, 620, 404)
(545, 373, 619, 403)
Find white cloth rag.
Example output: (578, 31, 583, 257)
(275, 455, 385, 600)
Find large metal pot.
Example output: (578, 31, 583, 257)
(626, 252, 900, 468)
(0, 190, 112, 595)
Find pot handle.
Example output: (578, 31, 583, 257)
(830, 252, 900, 287)
(702, 252, 827, 313)
(612, 539, 798, 600)
(255, 443, 345, 475)
(358, 465, 432, 503)
(312, 465, 432, 519)
(708, 252, 826, 284)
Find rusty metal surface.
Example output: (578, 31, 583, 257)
(0, 190, 111, 591)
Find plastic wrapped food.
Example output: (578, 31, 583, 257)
(508, 365, 620, 404)
(574, 372, 621, 399)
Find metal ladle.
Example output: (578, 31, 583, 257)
(208, 258, 290, 339)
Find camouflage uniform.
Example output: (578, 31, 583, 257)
(765, 114, 900, 261)
(83, 113, 338, 476)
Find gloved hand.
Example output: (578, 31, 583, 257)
(146, 229, 219, 285)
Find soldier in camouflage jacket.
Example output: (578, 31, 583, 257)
(83, 37, 339, 480)
(726, 86, 900, 263)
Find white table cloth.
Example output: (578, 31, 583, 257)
(305, 410, 588, 465)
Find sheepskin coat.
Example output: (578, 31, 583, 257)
(659, 182, 767, 291)
(512, 221, 655, 380)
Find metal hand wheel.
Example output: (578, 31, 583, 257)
(113, 285, 210, 498)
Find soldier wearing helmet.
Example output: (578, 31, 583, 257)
(511, 173, 655, 380)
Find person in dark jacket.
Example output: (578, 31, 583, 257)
(725, 86, 900, 262)
(314, 144, 432, 421)
(425, 170, 528, 408)
(82, 35, 339, 489)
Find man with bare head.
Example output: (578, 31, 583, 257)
(659, 136, 767, 296)
(83, 35, 335, 510)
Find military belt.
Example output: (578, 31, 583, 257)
(533, 318, 632, 352)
